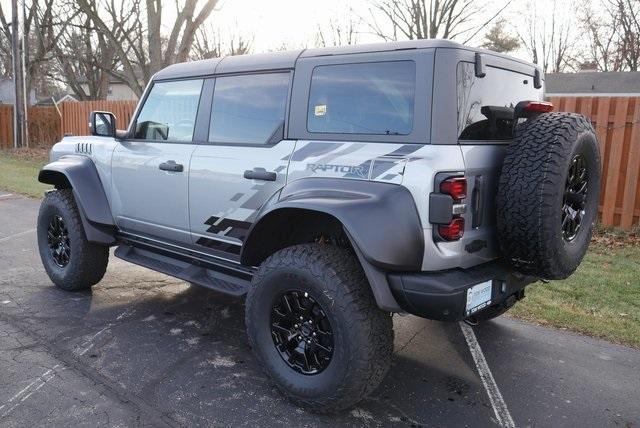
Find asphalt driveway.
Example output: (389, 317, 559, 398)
(0, 192, 638, 427)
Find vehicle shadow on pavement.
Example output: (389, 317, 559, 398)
(1, 251, 499, 428)
(20, 277, 496, 427)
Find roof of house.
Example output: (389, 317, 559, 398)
(153, 39, 538, 80)
(77, 76, 137, 85)
(36, 94, 78, 106)
(545, 71, 640, 96)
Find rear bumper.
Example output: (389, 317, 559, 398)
(388, 261, 537, 321)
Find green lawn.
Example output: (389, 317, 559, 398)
(0, 149, 51, 198)
(511, 238, 640, 348)
(1, 148, 639, 347)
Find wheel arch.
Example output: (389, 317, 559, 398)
(39, 155, 115, 245)
(241, 178, 424, 312)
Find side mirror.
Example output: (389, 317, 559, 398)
(89, 111, 116, 137)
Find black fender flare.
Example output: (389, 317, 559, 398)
(38, 155, 115, 245)
(242, 177, 424, 271)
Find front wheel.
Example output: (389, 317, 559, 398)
(245, 243, 394, 413)
(37, 189, 109, 291)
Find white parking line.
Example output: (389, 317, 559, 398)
(460, 321, 516, 428)
(0, 365, 63, 418)
(0, 193, 14, 199)
(0, 228, 36, 243)
(0, 309, 132, 420)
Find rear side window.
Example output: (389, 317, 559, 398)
(457, 62, 540, 141)
(134, 79, 203, 142)
(209, 73, 290, 144)
(307, 61, 415, 135)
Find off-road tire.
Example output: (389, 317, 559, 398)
(497, 113, 601, 279)
(245, 243, 394, 413)
(37, 189, 109, 291)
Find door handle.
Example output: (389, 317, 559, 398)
(159, 160, 183, 172)
(244, 167, 277, 181)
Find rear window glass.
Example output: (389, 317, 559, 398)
(457, 62, 540, 140)
(307, 61, 415, 135)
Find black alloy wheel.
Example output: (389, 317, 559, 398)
(47, 214, 71, 267)
(562, 154, 588, 241)
(271, 290, 334, 375)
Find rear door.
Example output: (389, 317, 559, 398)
(189, 72, 294, 258)
(111, 78, 205, 244)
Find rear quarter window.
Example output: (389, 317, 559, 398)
(307, 61, 416, 136)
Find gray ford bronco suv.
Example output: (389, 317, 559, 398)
(37, 40, 600, 412)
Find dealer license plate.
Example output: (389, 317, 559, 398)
(466, 280, 493, 315)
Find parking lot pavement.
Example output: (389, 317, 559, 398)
(0, 191, 638, 427)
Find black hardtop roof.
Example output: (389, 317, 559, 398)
(152, 39, 536, 80)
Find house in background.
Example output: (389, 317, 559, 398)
(35, 94, 78, 106)
(0, 77, 37, 105)
(78, 77, 139, 101)
(545, 71, 640, 97)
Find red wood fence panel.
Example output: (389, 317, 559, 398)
(60, 100, 138, 137)
(551, 96, 640, 229)
(0, 105, 60, 148)
(0, 105, 14, 148)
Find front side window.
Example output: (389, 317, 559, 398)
(134, 79, 203, 142)
(307, 61, 416, 135)
(209, 73, 290, 144)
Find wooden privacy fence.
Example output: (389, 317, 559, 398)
(548, 96, 640, 229)
(0, 101, 137, 148)
(0, 105, 61, 148)
(60, 100, 138, 137)
(0, 105, 11, 147)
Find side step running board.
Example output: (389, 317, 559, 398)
(114, 245, 251, 296)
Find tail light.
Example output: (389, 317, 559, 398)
(438, 217, 465, 241)
(436, 176, 467, 241)
(440, 177, 467, 201)
(522, 101, 554, 113)
(514, 100, 554, 120)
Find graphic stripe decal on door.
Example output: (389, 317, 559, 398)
(203, 216, 252, 241)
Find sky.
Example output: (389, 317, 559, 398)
(197, 0, 384, 51)
(0, 0, 588, 67)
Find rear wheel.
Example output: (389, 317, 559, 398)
(245, 243, 393, 413)
(37, 189, 109, 291)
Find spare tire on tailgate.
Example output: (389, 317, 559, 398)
(497, 112, 601, 280)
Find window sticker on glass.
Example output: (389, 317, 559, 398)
(314, 104, 327, 117)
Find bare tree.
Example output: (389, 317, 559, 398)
(193, 24, 253, 59)
(315, 17, 358, 47)
(611, 0, 640, 71)
(516, 0, 580, 73)
(0, 0, 75, 98)
(53, 3, 120, 100)
(580, 0, 640, 71)
(581, 1, 624, 71)
(363, 0, 511, 43)
(75, 0, 220, 96)
(0, 2, 12, 77)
